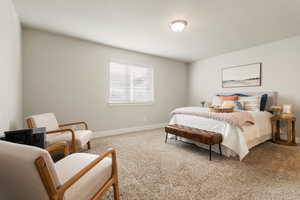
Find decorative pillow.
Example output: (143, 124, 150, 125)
(239, 96, 261, 111)
(219, 96, 239, 104)
(234, 101, 244, 110)
(222, 100, 235, 108)
(222, 100, 244, 111)
(212, 96, 222, 106)
(232, 93, 249, 97)
(260, 94, 268, 111)
(217, 93, 249, 97)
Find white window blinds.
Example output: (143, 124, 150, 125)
(109, 62, 154, 104)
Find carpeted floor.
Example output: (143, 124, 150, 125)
(87, 128, 300, 200)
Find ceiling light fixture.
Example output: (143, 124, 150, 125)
(169, 20, 188, 32)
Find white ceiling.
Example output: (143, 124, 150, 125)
(13, 0, 300, 63)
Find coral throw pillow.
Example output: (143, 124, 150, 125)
(219, 96, 239, 104)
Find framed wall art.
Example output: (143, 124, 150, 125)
(222, 63, 262, 88)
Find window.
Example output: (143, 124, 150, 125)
(109, 61, 154, 104)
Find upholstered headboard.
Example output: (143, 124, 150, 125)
(214, 91, 278, 111)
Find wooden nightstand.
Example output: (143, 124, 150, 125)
(271, 114, 296, 146)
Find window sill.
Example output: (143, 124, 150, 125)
(107, 102, 155, 106)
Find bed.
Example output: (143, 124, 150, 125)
(168, 92, 277, 160)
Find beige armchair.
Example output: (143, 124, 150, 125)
(26, 113, 92, 152)
(0, 140, 120, 200)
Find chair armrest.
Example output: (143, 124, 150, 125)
(47, 128, 77, 153)
(59, 121, 89, 130)
(46, 141, 69, 157)
(47, 128, 75, 135)
(57, 148, 117, 197)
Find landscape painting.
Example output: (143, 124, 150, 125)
(222, 63, 261, 88)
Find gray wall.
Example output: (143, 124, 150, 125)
(0, 0, 22, 132)
(23, 28, 188, 132)
(189, 35, 300, 136)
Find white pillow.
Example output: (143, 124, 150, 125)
(239, 96, 261, 111)
(222, 100, 235, 108)
(212, 96, 221, 106)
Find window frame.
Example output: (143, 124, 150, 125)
(107, 59, 155, 106)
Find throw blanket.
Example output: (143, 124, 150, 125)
(170, 107, 255, 130)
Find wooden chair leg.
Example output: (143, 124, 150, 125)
(87, 141, 91, 150)
(70, 139, 77, 153)
(113, 181, 120, 200)
(71, 143, 77, 153)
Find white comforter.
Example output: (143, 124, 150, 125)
(169, 108, 273, 160)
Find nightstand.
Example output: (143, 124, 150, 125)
(271, 114, 296, 146)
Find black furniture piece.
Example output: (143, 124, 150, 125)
(1, 128, 46, 148)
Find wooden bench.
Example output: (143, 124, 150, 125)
(165, 124, 223, 160)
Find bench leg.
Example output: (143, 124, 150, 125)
(219, 143, 222, 157)
(165, 132, 168, 144)
(209, 144, 212, 161)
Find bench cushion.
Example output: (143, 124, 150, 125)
(165, 125, 222, 145)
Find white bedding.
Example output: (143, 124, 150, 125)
(169, 109, 273, 160)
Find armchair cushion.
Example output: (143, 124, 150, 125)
(0, 141, 60, 200)
(28, 113, 59, 132)
(46, 130, 92, 148)
(55, 153, 112, 200)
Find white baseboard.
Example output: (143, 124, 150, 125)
(93, 125, 300, 143)
(93, 123, 167, 138)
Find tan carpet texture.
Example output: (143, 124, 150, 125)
(87, 128, 300, 200)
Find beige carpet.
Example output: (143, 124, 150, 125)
(87, 128, 300, 200)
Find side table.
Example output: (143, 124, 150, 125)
(2, 127, 46, 148)
(271, 114, 296, 146)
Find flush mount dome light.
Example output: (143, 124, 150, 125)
(169, 20, 188, 32)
